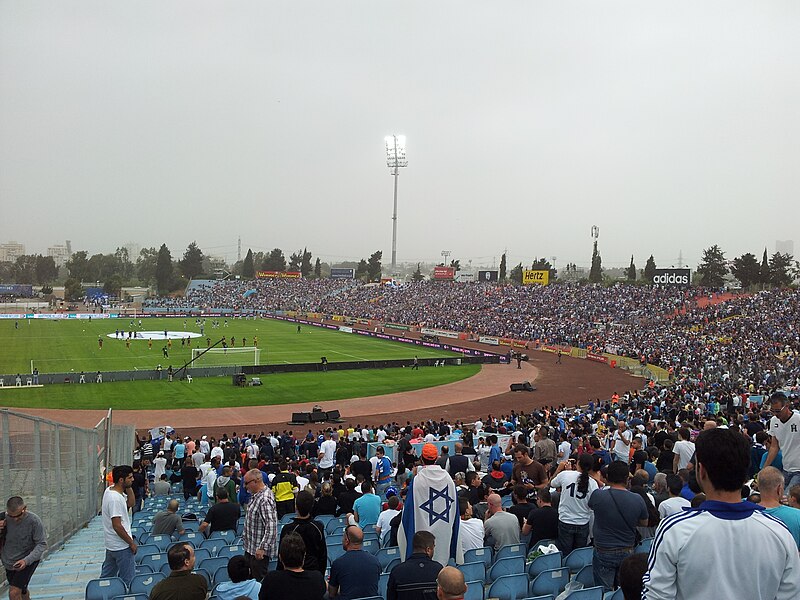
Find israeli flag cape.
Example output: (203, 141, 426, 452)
(399, 465, 463, 566)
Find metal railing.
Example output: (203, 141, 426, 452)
(0, 409, 134, 588)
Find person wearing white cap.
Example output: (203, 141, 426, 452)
(153, 451, 168, 480)
(199, 435, 210, 456)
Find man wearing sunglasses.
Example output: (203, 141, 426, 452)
(1, 496, 47, 600)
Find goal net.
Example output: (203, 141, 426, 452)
(191, 346, 261, 367)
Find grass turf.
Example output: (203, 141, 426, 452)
(0, 317, 461, 374)
(0, 316, 481, 409)
(0, 363, 482, 409)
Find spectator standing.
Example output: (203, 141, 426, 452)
(327, 525, 381, 600)
(672, 428, 695, 472)
(242, 468, 279, 581)
(350, 481, 381, 528)
(373, 446, 393, 500)
(100, 465, 137, 588)
(657, 475, 691, 520)
(318, 432, 337, 479)
(643, 428, 800, 599)
(0, 496, 47, 600)
(149, 542, 207, 600)
(611, 422, 632, 464)
(387, 531, 443, 600)
(550, 454, 598, 555)
(278, 491, 327, 575)
(375, 496, 402, 547)
(587, 461, 648, 592)
(399, 444, 463, 566)
(764, 391, 800, 492)
(260, 533, 325, 600)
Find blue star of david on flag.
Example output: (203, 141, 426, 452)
(419, 485, 453, 526)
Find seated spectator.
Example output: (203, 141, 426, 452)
(506, 485, 532, 529)
(151, 474, 171, 497)
(435, 566, 466, 600)
(481, 460, 508, 490)
(387, 531, 443, 600)
(375, 496, 402, 547)
(618, 553, 648, 600)
(788, 484, 800, 509)
(658, 475, 691, 520)
(458, 497, 484, 553)
(214, 555, 261, 600)
(327, 525, 381, 600)
(483, 493, 520, 551)
(151, 499, 185, 537)
(522, 488, 559, 551)
(336, 478, 360, 517)
(199, 488, 241, 535)
(260, 533, 326, 600)
(314, 482, 338, 516)
(349, 480, 381, 528)
(149, 542, 207, 600)
(278, 490, 327, 574)
(758, 466, 800, 550)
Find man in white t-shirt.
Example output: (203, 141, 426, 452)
(458, 497, 484, 552)
(376, 427, 387, 444)
(100, 465, 137, 587)
(612, 421, 632, 463)
(375, 496, 402, 546)
(658, 474, 692, 520)
(764, 391, 800, 492)
(672, 428, 696, 472)
(557, 434, 572, 464)
(318, 432, 337, 477)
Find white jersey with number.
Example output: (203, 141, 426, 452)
(550, 470, 598, 525)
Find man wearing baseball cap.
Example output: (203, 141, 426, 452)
(399, 443, 463, 566)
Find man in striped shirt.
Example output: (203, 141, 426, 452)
(241, 468, 278, 581)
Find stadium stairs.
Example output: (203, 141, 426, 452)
(0, 516, 105, 600)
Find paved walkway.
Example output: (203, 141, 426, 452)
(0, 516, 104, 600)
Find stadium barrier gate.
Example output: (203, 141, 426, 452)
(0, 409, 134, 591)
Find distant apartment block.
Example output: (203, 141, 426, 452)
(47, 240, 72, 267)
(0, 241, 25, 262)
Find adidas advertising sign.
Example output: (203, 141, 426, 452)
(652, 268, 691, 287)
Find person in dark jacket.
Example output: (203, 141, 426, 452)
(387, 531, 443, 600)
(279, 490, 327, 575)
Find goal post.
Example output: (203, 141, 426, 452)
(191, 346, 261, 367)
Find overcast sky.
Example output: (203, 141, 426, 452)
(1, 1, 799, 271)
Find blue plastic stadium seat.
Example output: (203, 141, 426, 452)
(495, 543, 526, 562)
(129, 572, 166, 596)
(376, 546, 401, 571)
(457, 561, 486, 584)
(529, 568, 569, 598)
(487, 556, 524, 583)
(464, 580, 485, 600)
(574, 564, 595, 588)
(487, 573, 529, 600)
(563, 547, 593, 574)
(85, 577, 127, 600)
(464, 546, 493, 570)
(527, 551, 562, 578)
(218, 545, 243, 559)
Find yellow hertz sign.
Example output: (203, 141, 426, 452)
(523, 270, 549, 285)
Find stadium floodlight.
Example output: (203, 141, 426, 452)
(385, 134, 408, 274)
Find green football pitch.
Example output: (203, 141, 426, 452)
(0, 317, 482, 409)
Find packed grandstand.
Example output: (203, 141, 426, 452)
(5, 280, 800, 600)
(142, 279, 800, 391)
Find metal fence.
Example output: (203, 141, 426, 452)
(0, 409, 134, 588)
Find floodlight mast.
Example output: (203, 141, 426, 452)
(385, 135, 407, 274)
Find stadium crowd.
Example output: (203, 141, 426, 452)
(145, 280, 800, 386)
(58, 377, 798, 599)
(7, 281, 800, 599)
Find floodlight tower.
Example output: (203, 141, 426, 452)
(385, 135, 408, 274)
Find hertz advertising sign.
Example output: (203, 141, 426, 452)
(522, 270, 549, 285)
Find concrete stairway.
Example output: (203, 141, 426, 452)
(1, 516, 105, 600)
